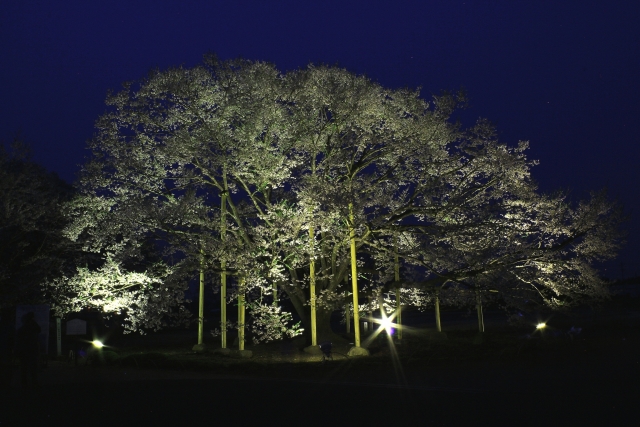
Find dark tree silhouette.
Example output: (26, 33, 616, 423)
(0, 138, 75, 309)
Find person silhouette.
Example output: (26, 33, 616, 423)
(15, 312, 41, 389)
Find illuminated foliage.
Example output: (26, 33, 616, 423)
(53, 57, 624, 336)
(47, 257, 186, 333)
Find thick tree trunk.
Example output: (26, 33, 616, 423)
(288, 297, 337, 346)
(315, 308, 336, 343)
(294, 307, 336, 345)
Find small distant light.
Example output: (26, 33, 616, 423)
(92, 340, 104, 348)
(536, 323, 546, 330)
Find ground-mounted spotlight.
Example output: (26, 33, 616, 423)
(535, 322, 546, 330)
(380, 317, 393, 335)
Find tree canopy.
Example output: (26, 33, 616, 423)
(49, 56, 625, 337)
(0, 139, 75, 309)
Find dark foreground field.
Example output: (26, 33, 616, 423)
(2, 307, 639, 426)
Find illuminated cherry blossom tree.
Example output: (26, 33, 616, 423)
(50, 56, 624, 341)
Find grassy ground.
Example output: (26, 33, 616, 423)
(64, 303, 640, 382)
(3, 302, 639, 424)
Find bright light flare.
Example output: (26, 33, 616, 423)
(379, 316, 393, 335)
(364, 313, 399, 346)
(361, 310, 409, 389)
(91, 340, 104, 348)
(536, 322, 546, 330)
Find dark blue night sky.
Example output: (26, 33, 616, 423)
(2, 1, 639, 278)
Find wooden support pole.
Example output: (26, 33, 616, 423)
(435, 289, 442, 332)
(345, 276, 351, 334)
(238, 278, 246, 350)
(349, 203, 361, 348)
(309, 224, 317, 346)
(220, 192, 228, 349)
(197, 252, 205, 347)
(394, 239, 402, 340)
(476, 288, 485, 333)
